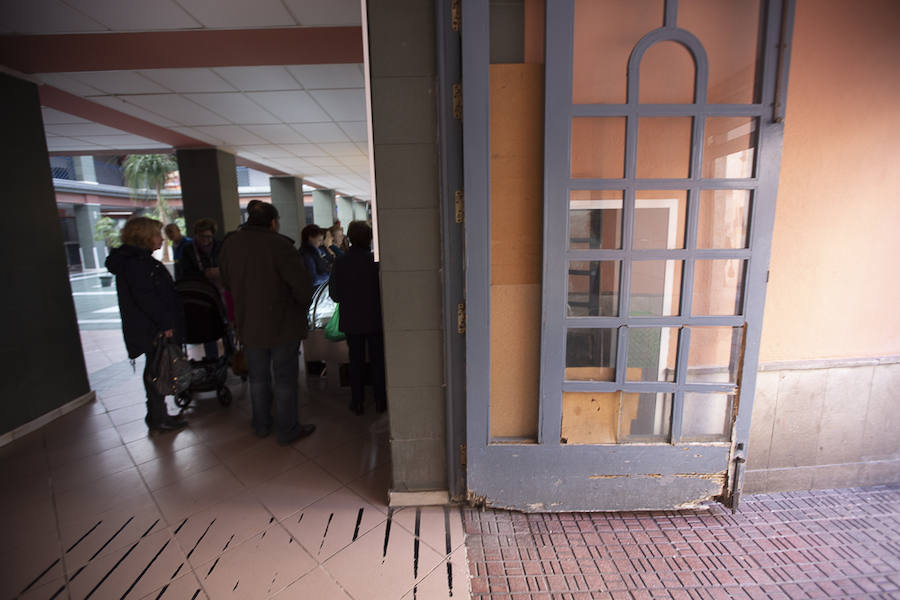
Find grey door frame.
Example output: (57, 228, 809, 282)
(436, 0, 467, 501)
(463, 0, 794, 511)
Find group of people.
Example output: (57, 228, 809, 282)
(105, 202, 386, 441)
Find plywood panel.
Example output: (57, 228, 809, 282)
(490, 284, 541, 438)
(489, 63, 544, 439)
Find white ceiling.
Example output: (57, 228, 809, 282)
(4, 0, 373, 199)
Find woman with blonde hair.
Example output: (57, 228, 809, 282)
(106, 216, 187, 432)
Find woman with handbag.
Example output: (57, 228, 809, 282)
(106, 217, 188, 432)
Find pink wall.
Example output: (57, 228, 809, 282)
(760, 0, 900, 362)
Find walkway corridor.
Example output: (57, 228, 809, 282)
(0, 352, 468, 600)
(2, 332, 898, 599)
(464, 486, 900, 599)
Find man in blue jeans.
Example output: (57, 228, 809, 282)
(219, 202, 316, 444)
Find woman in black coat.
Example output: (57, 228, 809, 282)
(329, 221, 387, 414)
(106, 217, 187, 432)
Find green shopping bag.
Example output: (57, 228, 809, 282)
(324, 304, 346, 341)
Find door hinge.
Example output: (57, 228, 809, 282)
(459, 444, 466, 466)
(450, 0, 461, 32)
(452, 83, 462, 120)
(454, 190, 464, 223)
(457, 303, 466, 334)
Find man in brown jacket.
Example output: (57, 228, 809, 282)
(219, 202, 316, 444)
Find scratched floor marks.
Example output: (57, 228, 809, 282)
(1, 357, 469, 599)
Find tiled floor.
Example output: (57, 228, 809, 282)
(464, 486, 900, 599)
(1, 351, 469, 600)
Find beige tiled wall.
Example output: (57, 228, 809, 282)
(367, 0, 447, 492)
(744, 360, 900, 493)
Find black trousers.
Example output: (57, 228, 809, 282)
(143, 355, 168, 424)
(346, 332, 387, 412)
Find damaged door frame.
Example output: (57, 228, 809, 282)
(462, 0, 795, 511)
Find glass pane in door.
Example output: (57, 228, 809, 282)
(682, 392, 734, 441)
(629, 260, 683, 316)
(639, 41, 696, 104)
(626, 327, 679, 382)
(634, 190, 688, 249)
(568, 261, 621, 316)
(565, 328, 617, 381)
(692, 259, 746, 316)
(569, 190, 623, 249)
(571, 118, 626, 178)
(637, 117, 693, 178)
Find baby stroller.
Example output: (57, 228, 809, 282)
(175, 278, 234, 408)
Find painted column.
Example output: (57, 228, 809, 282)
(336, 195, 355, 226)
(72, 156, 97, 183)
(74, 203, 103, 269)
(175, 148, 241, 237)
(269, 176, 305, 245)
(352, 200, 369, 222)
(312, 189, 336, 226)
(0, 73, 91, 435)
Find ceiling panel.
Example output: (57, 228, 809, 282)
(73, 0, 201, 31)
(319, 143, 365, 157)
(44, 122, 131, 137)
(336, 121, 368, 142)
(308, 89, 366, 122)
(287, 64, 364, 89)
(47, 138, 107, 151)
(291, 122, 350, 143)
(79, 134, 170, 149)
(192, 126, 266, 146)
(36, 73, 105, 97)
(242, 124, 309, 145)
(212, 66, 301, 92)
(185, 93, 281, 125)
(170, 126, 226, 146)
(140, 69, 236, 93)
(123, 95, 231, 126)
(306, 156, 343, 167)
(237, 145, 296, 159)
(175, 0, 297, 28)
(0, 0, 106, 34)
(41, 108, 91, 125)
(246, 91, 331, 123)
(283, 0, 361, 27)
(281, 143, 324, 157)
(64, 71, 169, 95)
(88, 96, 181, 128)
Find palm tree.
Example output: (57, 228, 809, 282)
(123, 153, 178, 260)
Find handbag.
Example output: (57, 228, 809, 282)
(324, 305, 346, 341)
(144, 334, 193, 397)
(231, 338, 249, 377)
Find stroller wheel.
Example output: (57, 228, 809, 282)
(174, 391, 192, 409)
(218, 387, 232, 406)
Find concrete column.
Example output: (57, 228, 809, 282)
(336, 195, 354, 227)
(0, 73, 91, 436)
(368, 0, 447, 495)
(72, 156, 97, 183)
(74, 203, 103, 269)
(269, 176, 305, 245)
(312, 189, 336, 226)
(175, 148, 241, 237)
(352, 200, 369, 222)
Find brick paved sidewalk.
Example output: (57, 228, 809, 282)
(464, 484, 900, 599)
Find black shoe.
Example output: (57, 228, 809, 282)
(148, 416, 187, 433)
(277, 423, 316, 445)
(255, 426, 272, 438)
(349, 403, 364, 416)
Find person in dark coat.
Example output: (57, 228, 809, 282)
(106, 217, 187, 432)
(176, 218, 222, 283)
(219, 202, 316, 444)
(329, 221, 387, 414)
(299, 224, 331, 287)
